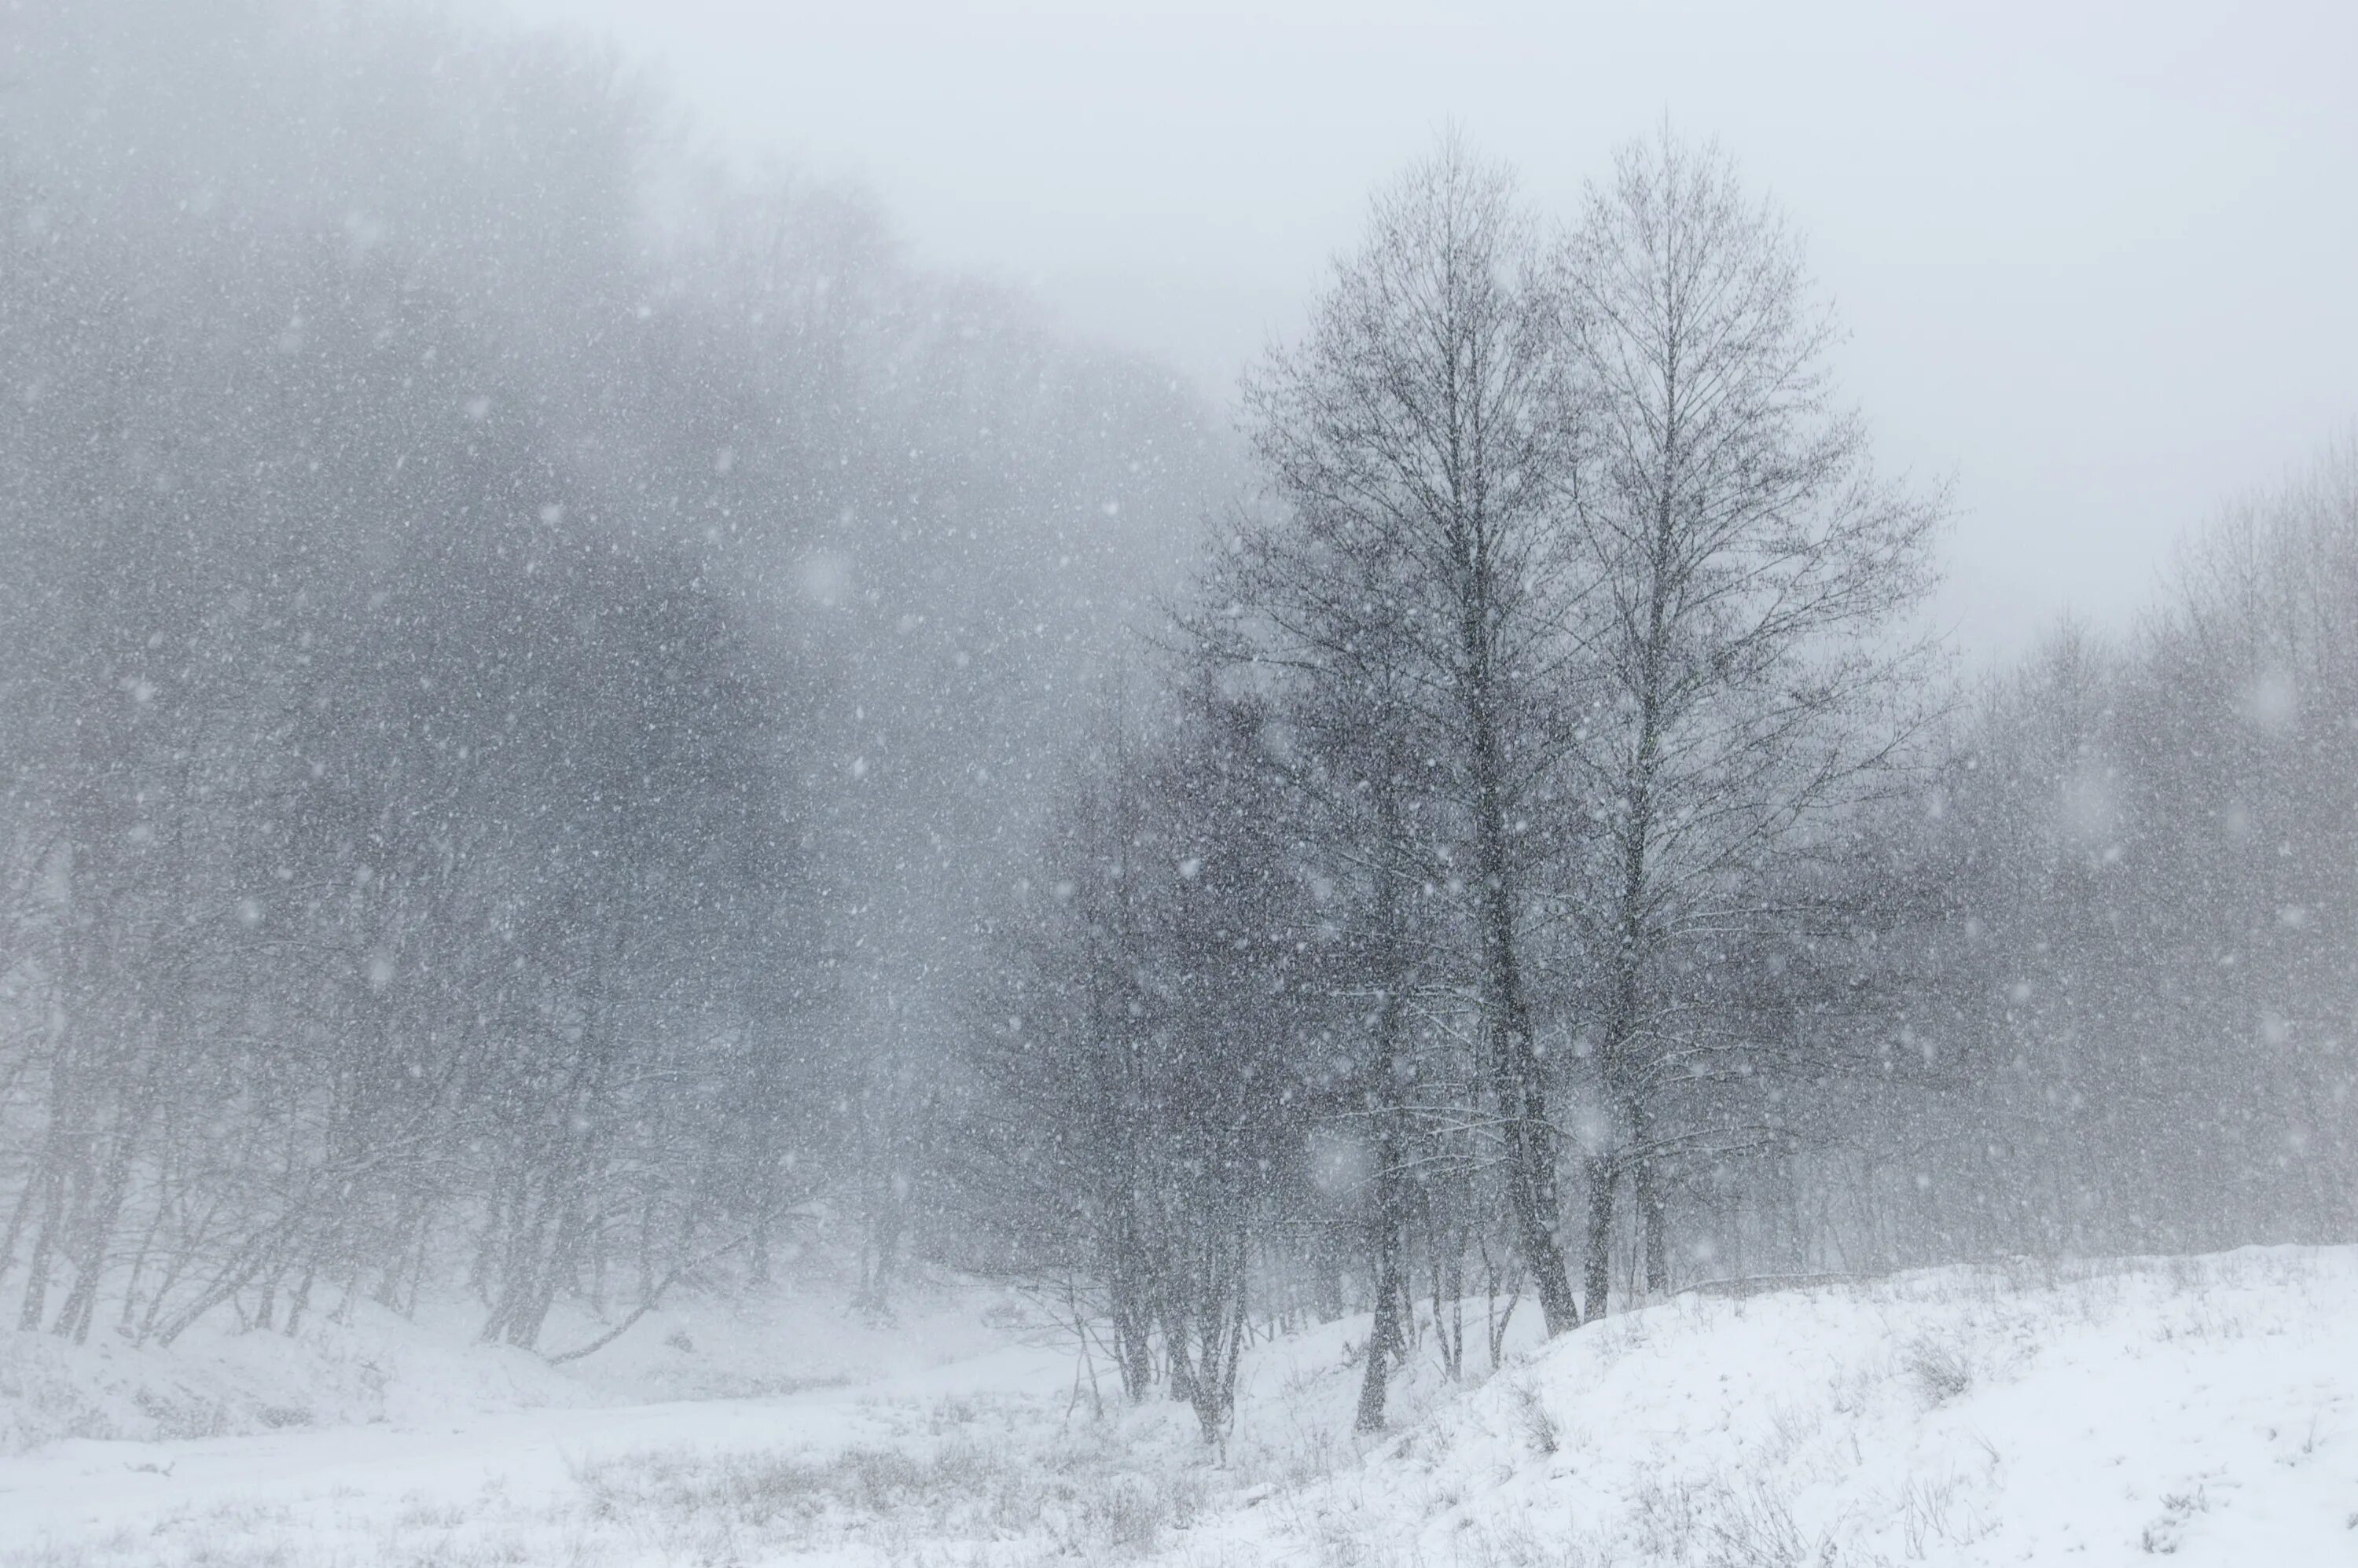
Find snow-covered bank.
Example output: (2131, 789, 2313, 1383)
(1188, 1246, 2358, 1566)
(2, 1248, 2352, 1566)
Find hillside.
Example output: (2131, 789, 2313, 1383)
(1186, 1247, 2358, 1566)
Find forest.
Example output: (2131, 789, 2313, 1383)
(1, 0, 2351, 1463)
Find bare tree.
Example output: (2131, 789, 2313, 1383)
(1243, 138, 1587, 1337)
(1558, 129, 1943, 1314)
(1201, 504, 1434, 1425)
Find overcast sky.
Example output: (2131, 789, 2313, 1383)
(497, 0, 2356, 659)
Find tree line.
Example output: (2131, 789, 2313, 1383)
(953, 139, 2356, 1438)
(0, 0, 1221, 1353)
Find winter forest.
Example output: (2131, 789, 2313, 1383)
(2, 4, 2354, 1565)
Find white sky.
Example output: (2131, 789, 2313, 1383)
(497, 0, 2356, 659)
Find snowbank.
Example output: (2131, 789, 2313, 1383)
(1186, 1247, 2358, 1566)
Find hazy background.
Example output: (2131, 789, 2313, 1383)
(1, 0, 2351, 1463)
(494, 0, 2357, 656)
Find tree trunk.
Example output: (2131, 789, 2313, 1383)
(1636, 1149, 1669, 1297)
(1464, 647, 1578, 1335)
(1353, 1171, 1405, 1432)
(1582, 1155, 1617, 1322)
(1355, 773, 1414, 1432)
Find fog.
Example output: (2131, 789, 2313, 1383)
(503, 0, 2358, 654)
(0, 4, 2353, 1558)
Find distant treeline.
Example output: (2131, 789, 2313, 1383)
(0, 0, 1221, 1351)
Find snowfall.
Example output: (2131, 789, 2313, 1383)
(1, 1248, 2352, 1566)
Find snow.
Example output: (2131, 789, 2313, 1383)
(2, 1248, 2353, 1565)
(1192, 1247, 2358, 1566)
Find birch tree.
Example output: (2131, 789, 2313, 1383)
(1243, 138, 1587, 1336)
(1559, 130, 1942, 1313)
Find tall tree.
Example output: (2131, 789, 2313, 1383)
(1559, 130, 1941, 1313)
(1243, 139, 1587, 1336)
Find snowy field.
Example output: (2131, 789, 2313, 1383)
(1, 1248, 2352, 1566)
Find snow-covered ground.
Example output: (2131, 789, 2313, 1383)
(1185, 1247, 2358, 1566)
(2, 1248, 2352, 1565)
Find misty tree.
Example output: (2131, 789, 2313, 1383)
(1203, 451, 1473, 1427)
(1241, 139, 1589, 1338)
(962, 680, 1313, 1439)
(1140, 671, 1312, 1440)
(1787, 442, 2358, 1272)
(1554, 130, 1942, 1313)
